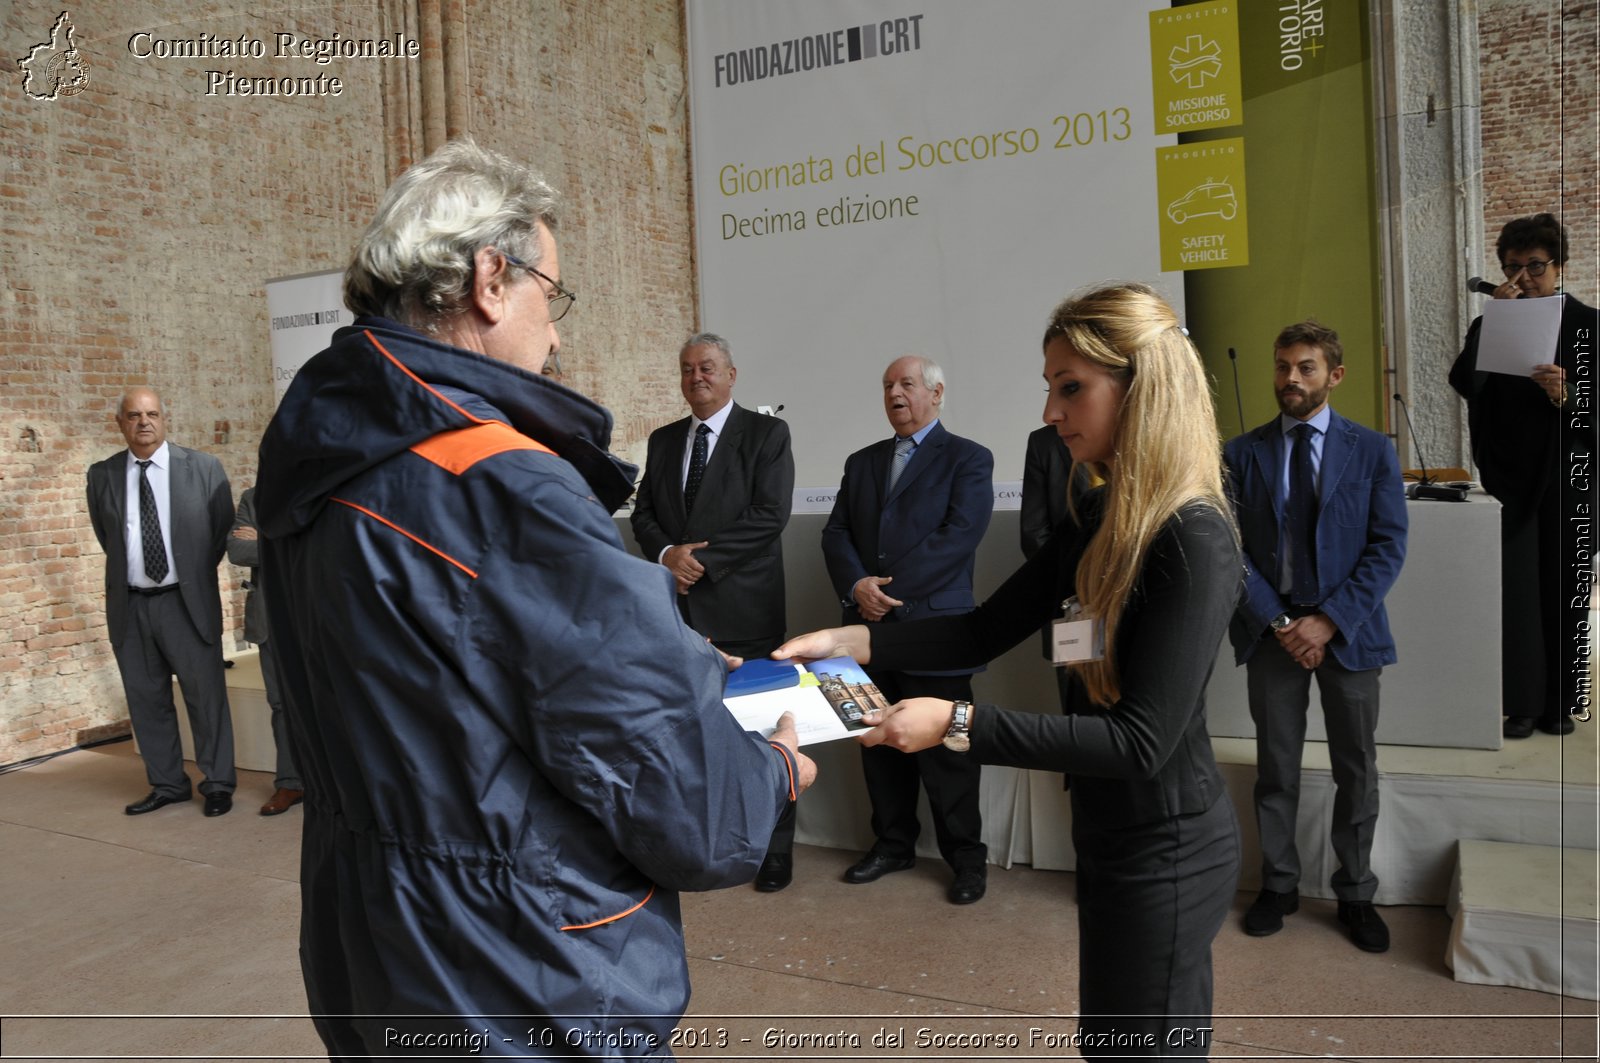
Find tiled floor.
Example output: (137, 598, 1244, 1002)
(1, 741, 1593, 1061)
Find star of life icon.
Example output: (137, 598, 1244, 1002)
(1168, 34, 1222, 90)
(18, 11, 92, 101)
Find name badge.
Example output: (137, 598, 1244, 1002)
(1051, 597, 1105, 664)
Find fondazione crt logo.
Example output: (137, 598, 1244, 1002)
(711, 13, 925, 88)
(17, 11, 91, 100)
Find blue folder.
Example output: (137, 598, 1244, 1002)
(725, 657, 801, 697)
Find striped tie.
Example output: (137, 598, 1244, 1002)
(887, 436, 914, 493)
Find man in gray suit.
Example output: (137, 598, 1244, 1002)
(631, 332, 796, 889)
(87, 387, 237, 816)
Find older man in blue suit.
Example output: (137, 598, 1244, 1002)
(822, 355, 994, 905)
(1224, 321, 1408, 954)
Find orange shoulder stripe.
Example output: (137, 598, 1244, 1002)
(410, 422, 555, 476)
(560, 885, 657, 931)
(365, 330, 490, 426)
(329, 498, 478, 579)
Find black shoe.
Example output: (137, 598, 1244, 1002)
(843, 851, 915, 884)
(1337, 901, 1390, 953)
(1243, 888, 1299, 936)
(202, 792, 233, 817)
(755, 853, 793, 892)
(124, 790, 190, 815)
(1503, 716, 1536, 739)
(948, 866, 987, 905)
(1537, 716, 1576, 736)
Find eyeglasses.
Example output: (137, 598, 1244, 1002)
(502, 251, 577, 322)
(1502, 259, 1554, 278)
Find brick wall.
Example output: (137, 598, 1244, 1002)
(3, 1, 1590, 767)
(1479, 0, 1598, 302)
(0, 0, 696, 766)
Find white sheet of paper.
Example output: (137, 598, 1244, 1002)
(724, 683, 857, 745)
(1476, 295, 1564, 376)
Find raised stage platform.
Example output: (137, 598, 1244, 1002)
(185, 650, 1598, 998)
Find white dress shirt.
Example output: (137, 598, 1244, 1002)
(679, 399, 735, 487)
(123, 442, 178, 588)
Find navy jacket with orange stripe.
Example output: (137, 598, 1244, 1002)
(256, 318, 795, 1058)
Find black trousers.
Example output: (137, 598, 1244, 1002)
(858, 670, 986, 870)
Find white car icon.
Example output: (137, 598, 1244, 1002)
(1167, 178, 1238, 224)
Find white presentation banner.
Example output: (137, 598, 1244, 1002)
(264, 269, 347, 405)
(687, 1, 1180, 486)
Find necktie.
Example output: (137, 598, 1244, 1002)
(1288, 423, 1318, 605)
(887, 436, 914, 493)
(684, 424, 710, 513)
(137, 459, 169, 583)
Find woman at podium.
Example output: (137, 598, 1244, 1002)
(1449, 212, 1596, 738)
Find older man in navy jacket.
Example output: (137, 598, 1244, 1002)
(1224, 321, 1407, 954)
(823, 355, 994, 905)
(255, 140, 814, 1058)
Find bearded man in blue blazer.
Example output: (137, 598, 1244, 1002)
(822, 355, 994, 905)
(1224, 321, 1408, 954)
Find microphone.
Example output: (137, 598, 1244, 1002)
(1392, 392, 1468, 501)
(1227, 348, 1245, 430)
(1468, 275, 1523, 298)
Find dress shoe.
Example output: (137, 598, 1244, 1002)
(124, 791, 190, 815)
(754, 853, 793, 892)
(1503, 716, 1535, 739)
(202, 792, 233, 817)
(259, 788, 305, 816)
(947, 866, 987, 905)
(843, 851, 915, 884)
(1537, 716, 1576, 736)
(1337, 901, 1390, 953)
(1243, 888, 1299, 936)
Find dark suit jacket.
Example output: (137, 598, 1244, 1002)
(630, 403, 795, 643)
(226, 486, 269, 644)
(1448, 293, 1596, 520)
(1223, 409, 1408, 671)
(1020, 425, 1092, 560)
(822, 421, 993, 673)
(87, 443, 234, 646)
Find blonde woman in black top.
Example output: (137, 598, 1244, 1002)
(778, 283, 1242, 1059)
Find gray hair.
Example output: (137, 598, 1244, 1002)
(118, 386, 164, 414)
(891, 355, 946, 409)
(343, 138, 560, 330)
(681, 331, 734, 368)
(918, 357, 945, 398)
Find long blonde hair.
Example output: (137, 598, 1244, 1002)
(1044, 283, 1232, 706)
